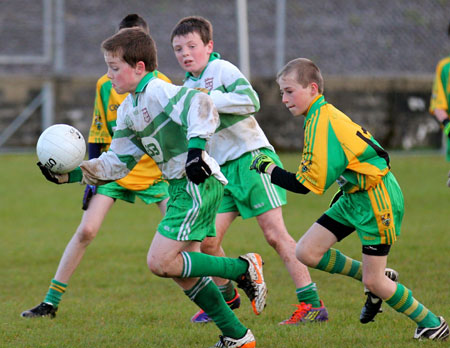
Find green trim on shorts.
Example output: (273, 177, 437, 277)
(96, 180, 169, 204)
(218, 148, 287, 219)
(325, 172, 404, 245)
(157, 176, 224, 241)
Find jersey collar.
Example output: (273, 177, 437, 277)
(305, 95, 327, 119)
(184, 52, 221, 82)
(133, 71, 158, 107)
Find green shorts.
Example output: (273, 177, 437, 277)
(97, 180, 169, 204)
(157, 176, 224, 241)
(325, 172, 404, 246)
(219, 148, 287, 219)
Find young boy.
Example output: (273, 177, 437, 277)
(429, 20, 450, 187)
(251, 57, 449, 341)
(171, 15, 328, 325)
(37, 28, 266, 348)
(21, 13, 170, 320)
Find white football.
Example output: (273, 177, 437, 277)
(36, 124, 86, 174)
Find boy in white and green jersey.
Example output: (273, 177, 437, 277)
(37, 28, 266, 347)
(171, 16, 328, 326)
(21, 15, 169, 320)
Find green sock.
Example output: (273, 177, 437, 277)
(385, 283, 440, 328)
(181, 252, 247, 281)
(218, 281, 237, 302)
(43, 279, 67, 308)
(316, 248, 362, 281)
(296, 282, 321, 308)
(185, 277, 247, 338)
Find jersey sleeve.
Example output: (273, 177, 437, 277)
(184, 92, 220, 142)
(209, 61, 260, 115)
(80, 105, 145, 185)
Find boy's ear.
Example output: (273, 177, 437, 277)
(206, 40, 214, 54)
(310, 82, 319, 95)
(135, 61, 146, 74)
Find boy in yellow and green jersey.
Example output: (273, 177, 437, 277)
(21, 14, 170, 319)
(251, 57, 449, 341)
(429, 20, 450, 186)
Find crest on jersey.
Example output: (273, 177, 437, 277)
(381, 213, 391, 227)
(205, 77, 214, 91)
(301, 160, 311, 173)
(142, 107, 151, 122)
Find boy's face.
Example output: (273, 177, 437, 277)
(104, 51, 142, 95)
(277, 72, 317, 117)
(172, 32, 213, 77)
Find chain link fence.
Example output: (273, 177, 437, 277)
(0, 0, 449, 150)
(1, 0, 449, 78)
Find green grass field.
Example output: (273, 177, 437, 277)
(1, 152, 449, 348)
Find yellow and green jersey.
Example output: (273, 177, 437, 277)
(430, 56, 450, 161)
(296, 95, 390, 195)
(430, 56, 450, 113)
(88, 71, 171, 191)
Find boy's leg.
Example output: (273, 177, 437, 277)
(256, 207, 328, 324)
(192, 211, 242, 323)
(148, 232, 267, 315)
(21, 194, 115, 318)
(147, 233, 261, 344)
(359, 245, 398, 323)
(296, 222, 362, 279)
(363, 254, 448, 341)
(179, 276, 248, 340)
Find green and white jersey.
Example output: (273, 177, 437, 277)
(79, 72, 226, 184)
(183, 53, 273, 165)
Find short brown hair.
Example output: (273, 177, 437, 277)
(277, 58, 324, 94)
(101, 28, 157, 71)
(170, 16, 213, 44)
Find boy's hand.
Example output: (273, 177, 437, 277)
(250, 154, 275, 174)
(82, 185, 97, 210)
(37, 162, 69, 184)
(185, 148, 212, 185)
(194, 87, 209, 94)
(442, 119, 450, 138)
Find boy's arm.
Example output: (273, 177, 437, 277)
(250, 154, 310, 194)
(184, 92, 220, 184)
(184, 92, 220, 142)
(38, 109, 144, 186)
(208, 62, 260, 115)
(38, 148, 137, 186)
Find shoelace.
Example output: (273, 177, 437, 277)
(214, 336, 226, 347)
(285, 302, 312, 323)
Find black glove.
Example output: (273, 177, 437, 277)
(82, 185, 97, 210)
(185, 148, 212, 185)
(37, 162, 69, 184)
